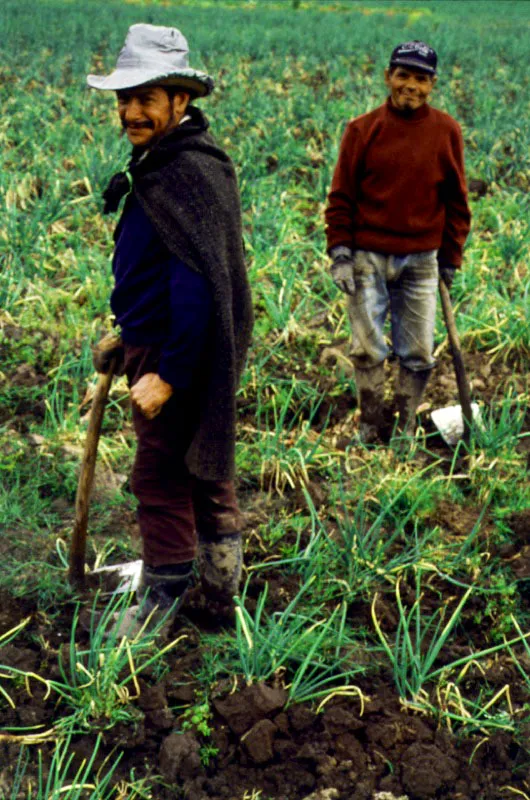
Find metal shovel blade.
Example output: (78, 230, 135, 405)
(90, 559, 143, 595)
(431, 402, 483, 446)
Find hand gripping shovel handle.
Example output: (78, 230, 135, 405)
(69, 364, 116, 587)
(438, 279, 474, 443)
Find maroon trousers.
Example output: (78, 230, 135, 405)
(124, 345, 242, 568)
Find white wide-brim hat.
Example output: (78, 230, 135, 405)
(87, 23, 214, 97)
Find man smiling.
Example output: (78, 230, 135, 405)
(325, 41, 471, 444)
(87, 24, 253, 635)
(117, 85, 190, 149)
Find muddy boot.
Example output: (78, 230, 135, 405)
(394, 365, 431, 436)
(198, 532, 243, 603)
(108, 561, 193, 640)
(354, 364, 386, 444)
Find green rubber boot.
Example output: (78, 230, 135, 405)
(394, 365, 431, 436)
(354, 363, 386, 444)
(198, 532, 243, 603)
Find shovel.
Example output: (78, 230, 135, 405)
(69, 362, 144, 594)
(69, 364, 116, 588)
(431, 279, 476, 446)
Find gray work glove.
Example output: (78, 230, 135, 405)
(330, 245, 356, 295)
(92, 332, 125, 375)
(439, 264, 456, 290)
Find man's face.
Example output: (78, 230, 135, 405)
(116, 86, 189, 148)
(384, 66, 436, 112)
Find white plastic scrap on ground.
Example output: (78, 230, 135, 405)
(90, 559, 143, 594)
(431, 402, 483, 445)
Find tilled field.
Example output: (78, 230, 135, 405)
(2, 1, 530, 798)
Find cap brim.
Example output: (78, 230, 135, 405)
(86, 68, 214, 96)
(390, 58, 436, 75)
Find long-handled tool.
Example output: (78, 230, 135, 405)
(69, 365, 115, 588)
(432, 279, 475, 445)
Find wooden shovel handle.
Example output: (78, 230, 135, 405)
(439, 280, 474, 443)
(69, 366, 115, 587)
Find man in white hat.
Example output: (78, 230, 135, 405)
(88, 24, 253, 634)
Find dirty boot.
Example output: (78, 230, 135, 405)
(198, 532, 243, 603)
(394, 365, 431, 436)
(354, 363, 386, 444)
(108, 561, 193, 640)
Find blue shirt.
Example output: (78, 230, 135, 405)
(111, 195, 212, 389)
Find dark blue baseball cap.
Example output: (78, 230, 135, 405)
(389, 41, 437, 75)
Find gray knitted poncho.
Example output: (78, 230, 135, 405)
(112, 107, 253, 480)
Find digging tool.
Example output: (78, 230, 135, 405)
(69, 364, 116, 588)
(432, 279, 474, 445)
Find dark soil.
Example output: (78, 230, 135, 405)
(2, 519, 530, 800)
(1, 338, 529, 798)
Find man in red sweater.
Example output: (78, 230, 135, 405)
(325, 41, 471, 443)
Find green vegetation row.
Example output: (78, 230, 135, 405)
(1, 0, 529, 797)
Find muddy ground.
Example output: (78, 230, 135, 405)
(2, 538, 530, 800)
(1, 346, 529, 799)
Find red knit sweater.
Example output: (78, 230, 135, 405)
(325, 98, 471, 266)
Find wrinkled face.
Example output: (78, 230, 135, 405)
(384, 66, 436, 112)
(116, 86, 189, 148)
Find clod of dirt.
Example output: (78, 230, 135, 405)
(138, 683, 167, 711)
(10, 363, 42, 387)
(334, 732, 367, 768)
(509, 545, 530, 579)
(0, 645, 38, 672)
(241, 718, 278, 763)
(508, 509, 530, 540)
(300, 789, 339, 800)
(213, 682, 287, 735)
(322, 705, 365, 736)
(288, 703, 315, 732)
(367, 716, 432, 750)
(373, 793, 409, 800)
(159, 731, 201, 782)
(17, 705, 47, 727)
(401, 743, 458, 798)
(145, 707, 175, 731)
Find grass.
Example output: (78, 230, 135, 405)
(0, 0, 529, 795)
(4, 737, 123, 800)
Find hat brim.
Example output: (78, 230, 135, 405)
(87, 68, 214, 96)
(390, 57, 436, 75)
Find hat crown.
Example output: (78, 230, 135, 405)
(390, 40, 437, 74)
(86, 22, 214, 95)
(394, 41, 433, 59)
(118, 23, 190, 70)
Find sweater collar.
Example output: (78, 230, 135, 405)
(385, 96, 430, 122)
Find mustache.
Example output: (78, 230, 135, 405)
(121, 120, 155, 131)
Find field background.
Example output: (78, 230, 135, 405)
(1, 1, 529, 798)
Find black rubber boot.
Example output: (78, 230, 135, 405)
(108, 561, 193, 640)
(394, 365, 431, 436)
(354, 364, 386, 444)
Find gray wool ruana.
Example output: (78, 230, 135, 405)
(126, 107, 253, 481)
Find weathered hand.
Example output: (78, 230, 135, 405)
(439, 265, 456, 290)
(92, 332, 125, 375)
(331, 260, 356, 295)
(130, 373, 173, 419)
(329, 245, 356, 295)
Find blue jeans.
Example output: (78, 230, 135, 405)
(347, 249, 438, 372)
